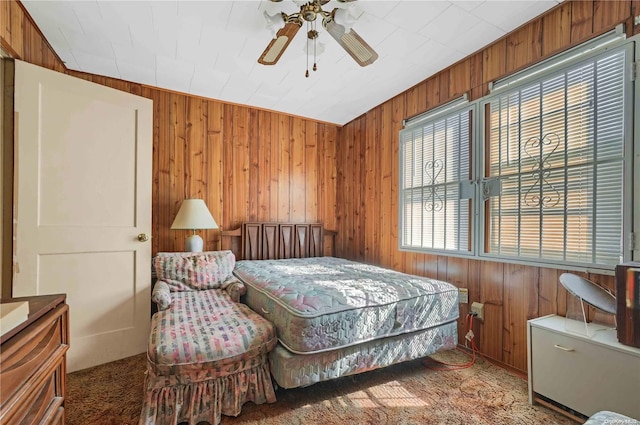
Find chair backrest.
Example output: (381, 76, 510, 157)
(154, 250, 236, 292)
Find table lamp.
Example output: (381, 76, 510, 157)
(170, 199, 218, 252)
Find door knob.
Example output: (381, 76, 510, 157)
(137, 233, 149, 242)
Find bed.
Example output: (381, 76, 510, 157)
(224, 222, 459, 389)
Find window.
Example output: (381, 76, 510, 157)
(399, 104, 474, 254)
(398, 32, 635, 271)
(482, 46, 630, 268)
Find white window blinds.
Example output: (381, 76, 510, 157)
(400, 106, 473, 254)
(483, 47, 629, 267)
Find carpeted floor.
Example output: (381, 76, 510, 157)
(66, 349, 576, 425)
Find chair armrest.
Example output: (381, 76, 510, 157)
(152, 281, 173, 311)
(222, 276, 246, 303)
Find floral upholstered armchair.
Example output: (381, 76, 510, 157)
(142, 250, 277, 425)
(152, 250, 246, 309)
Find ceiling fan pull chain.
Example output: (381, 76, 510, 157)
(313, 20, 318, 72)
(306, 20, 310, 77)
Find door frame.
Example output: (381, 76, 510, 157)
(1, 53, 13, 298)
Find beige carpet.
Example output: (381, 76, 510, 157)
(66, 349, 576, 425)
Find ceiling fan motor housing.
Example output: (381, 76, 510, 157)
(301, 3, 323, 21)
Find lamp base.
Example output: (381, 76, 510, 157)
(185, 234, 204, 252)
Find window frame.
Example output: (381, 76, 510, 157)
(398, 99, 478, 258)
(397, 28, 638, 273)
(477, 42, 634, 271)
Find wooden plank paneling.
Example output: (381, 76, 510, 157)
(538, 267, 561, 317)
(479, 261, 504, 361)
(467, 259, 482, 349)
(232, 105, 250, 228)
(354, 117, 365, 261)
(542, 3, 572, 56)
(322, 125, 337, 232)
(391, 95, 406, 273)
(424, 76, 440, 111)
(506, 19, 542, 74)
(446, 257, 469, 346)
(483, 39, 506, 85)
(277, 114, 291, 223)
(290, 117, 306, 222)
(156, 91, 171, 254)
(248, 109, 260, 222)
(587, 273, 616, 326)
(379, 103, 393, 269)
(470, 52, 485, 100)
(503, 264, 538, 371)
(593, 0, 630, 33)
(269, 113, 280, 223)
(305, 121, 318, 223)
(571, 0, 594, 43)
(0, 1, 11, 46)
(8, 1, 24, 58)
(147, 88, 161, 255)
(170, 94, 186, 251)
(364, 109, 378, 263)
(207, 100, 224, 248)
(185, 98, 207, 201)
(449, 59, 471, 99)
(316, 125, 326, 232)
(438, 70, 450, 105)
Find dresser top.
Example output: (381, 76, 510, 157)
(529, 314, 640, 356)
(0, 294, 66, 344)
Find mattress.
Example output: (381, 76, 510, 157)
(233, 257, 459, 354)
(269, 320, 458, 389)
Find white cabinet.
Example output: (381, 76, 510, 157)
(527, 315, 640, 420)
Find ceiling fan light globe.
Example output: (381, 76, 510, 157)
(264, 11, 285, 38)
(333, 8, 356, 32)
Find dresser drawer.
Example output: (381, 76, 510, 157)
(48, 407, 65, 425)
(0, 296, 68, 425)
(531, 323, 640, 418)
(12, 374, 62, 425)
(0, 306, 67, 406)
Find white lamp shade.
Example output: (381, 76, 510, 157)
(170, 199, 218, 231)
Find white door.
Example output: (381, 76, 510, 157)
(12, 60, 152, 372)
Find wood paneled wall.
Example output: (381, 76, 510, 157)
(335, 0, 632, 372)
(2, 0, 633, 372)
(124, 87, 338, 255)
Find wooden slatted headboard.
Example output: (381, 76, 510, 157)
(222, 223, 336, 260)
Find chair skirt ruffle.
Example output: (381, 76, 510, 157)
(139, 353, 276, 425)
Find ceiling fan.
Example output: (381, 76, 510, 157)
(258, 0, 378, 75)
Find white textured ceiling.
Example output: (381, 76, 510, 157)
(22, 0, 562, 125)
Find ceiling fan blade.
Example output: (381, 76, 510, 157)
(258, 22, 302, 65)
(324, 20, 378, 67)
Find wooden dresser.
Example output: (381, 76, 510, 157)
(0, 294, 69, 425)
